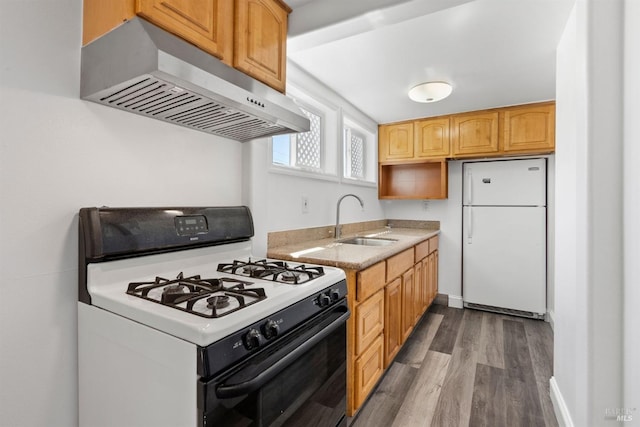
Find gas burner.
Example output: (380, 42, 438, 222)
(126, 273, 266, 318)
(207, 295, 230, 310)
(217, 259, 325, 284)
(280, 270, 301, 283)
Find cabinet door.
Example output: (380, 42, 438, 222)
(384, 278, 402, 367)
(354, 334, 384, 409)
(503, 103, 555, 153)
(234, 0, 289, 92)
(379, 123, 414, 161)
(413, 262, 423, 324)
(430, 251, 439, 304)
(136, 0, 234, 63)
(451, 111, 500, 156)
(421, 257, 430, 311)
(414, 117, 451, 158)
(355, 290, 384, 356)
(401, 268, 414, 342)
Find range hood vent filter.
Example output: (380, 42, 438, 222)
(94, 75, 287, 141)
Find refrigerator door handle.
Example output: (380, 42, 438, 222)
(466, 169, 473, 205)
(467, 207, 473, 240)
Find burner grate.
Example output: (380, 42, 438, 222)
(126, 272, 266, 318)
(217, 259, 325, 284)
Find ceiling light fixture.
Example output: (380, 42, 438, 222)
(408, 81, 453, 103)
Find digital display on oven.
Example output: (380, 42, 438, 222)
(175, 215, 208, 236)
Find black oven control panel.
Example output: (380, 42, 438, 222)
(197, 279, 348, 378)
(175, 215, 208, 236)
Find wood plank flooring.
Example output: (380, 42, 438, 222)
(348, 305, 558, 427)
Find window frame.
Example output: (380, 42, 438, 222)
(268, 87, 340, 182)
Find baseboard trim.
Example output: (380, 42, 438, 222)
(448, 295, 464, 309)
(550, 376, 574, 427)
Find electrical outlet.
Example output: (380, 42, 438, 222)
(422, 200, 429, 211)
(301, 195, 309, 213)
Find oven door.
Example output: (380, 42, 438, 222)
(198, 301, 349, 427)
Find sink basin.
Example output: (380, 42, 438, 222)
(339, 237, 397, 246)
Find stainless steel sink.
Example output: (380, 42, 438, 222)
(339, 237, 397, 246)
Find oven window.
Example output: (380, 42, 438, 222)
(203, 325, 346, 427)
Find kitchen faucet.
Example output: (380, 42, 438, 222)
(335, 194, 364, 239)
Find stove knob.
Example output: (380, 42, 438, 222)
(243, 329, 263, 350)
(262, 320, 280, 339)
(317, 294, 331, 307)
(330, 289, 341, 301)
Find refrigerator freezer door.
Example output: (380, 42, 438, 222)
(463, 158, 546, 206)
(462, 206, 546, 315)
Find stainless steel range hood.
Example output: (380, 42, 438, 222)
(81, 17, 310, 142)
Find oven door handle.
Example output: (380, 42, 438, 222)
(215, 306, 350, 399)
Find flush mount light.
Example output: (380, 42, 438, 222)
(408, 81, 453, 103)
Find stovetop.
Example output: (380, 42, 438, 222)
(85, 242, 346, 347)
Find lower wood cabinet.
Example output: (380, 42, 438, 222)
(346, 235, 439, 416)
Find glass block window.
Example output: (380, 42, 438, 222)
(346, 129, 365, 179)
(295, 108, 322, 169)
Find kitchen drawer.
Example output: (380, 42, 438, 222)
(386, 248, 414, 281)
(414, 239, 430, 261)
(354, 333, 384, 409)
(429, 235, 439, 253)
(356, 261, 386, 302)
(355, 290, 385, 356)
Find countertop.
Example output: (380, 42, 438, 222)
(266, 227, 440, 271)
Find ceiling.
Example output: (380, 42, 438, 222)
(286, 0, 575, 124)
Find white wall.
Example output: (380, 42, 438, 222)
(553, 5, 590, 424)
(552, 0, 638, 425)
(623, 0, 640, 420)
(0, 1, 244, 426)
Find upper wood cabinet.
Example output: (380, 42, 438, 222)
(234, 0, 290, 92)
(415, 117, 451, 158)
(83, 0, 291, 92)
(377, 102, 555, 199)
(378, 160, 448, 200)
(378, 122, 414, 161)
(451, 111, 500, 157)
(502, 103, 555, 154)
(379, 118, 450, 162)
(136, 0, 234, 63)
(82, 0, 136, 45)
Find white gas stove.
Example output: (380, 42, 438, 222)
(78, 206, 349, 427)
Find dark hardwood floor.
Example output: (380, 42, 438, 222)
(349, 304, 557, 427)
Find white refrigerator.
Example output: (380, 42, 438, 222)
(462, 158, 546, 318)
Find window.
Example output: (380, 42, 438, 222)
(271, 106, 323, 172)
(343, 116, 377, 184)
(344, 127, 365, 179)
